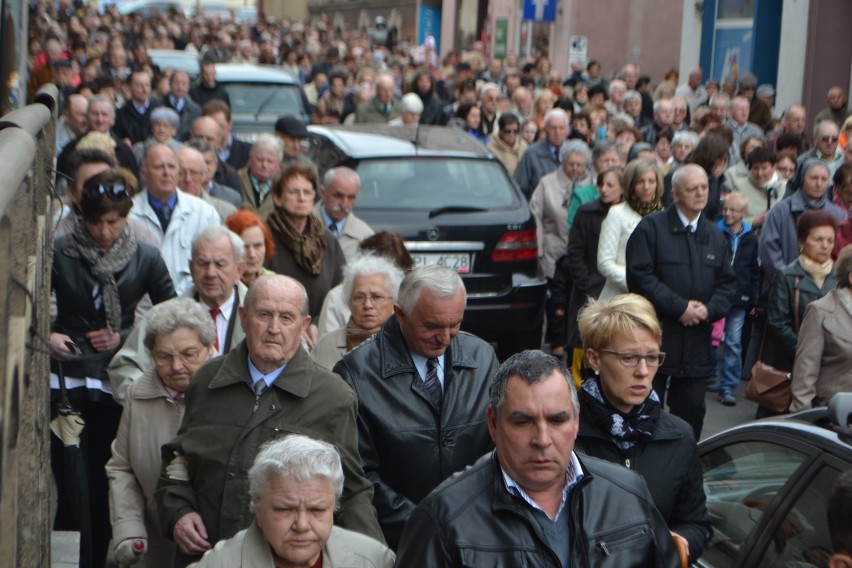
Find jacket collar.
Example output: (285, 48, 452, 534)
(376, 314, 480, 379)
(129, 371, 174, 401)
(715, 217, 753, 238)
(208, 341, 314, 399)
(239, 521, 364, 568)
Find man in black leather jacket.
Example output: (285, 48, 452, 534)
(395, 350, 681, 568)
(333, 266, 499, 550)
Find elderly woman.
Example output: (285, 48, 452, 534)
(191, 435, 395, 568)
(791, 244, 852, 410)
(317, 231, 414, 336)
(311, 255, 403, 370)
(597, 159, 664, 301)
(266, 162, 345, 326)
(757, 210, 838, 416)
(566, 140, 621, 228)
(530, 139, 592, 356)
(50, 169, 176, 567)
(225, 210, 276, 288)
(131, 106, 183, 165)
(576, 294, 711, 562)
(106, 298, 215, 567)
(671, 131, 699, 169)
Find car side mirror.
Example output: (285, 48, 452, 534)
(828, 393, 852, 429)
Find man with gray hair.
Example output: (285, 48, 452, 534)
(315, 167, 375, 260)
(156, 69, 201, 140)
(56, 93, 89, 156)
(157, 275, 383, 566)
(238, 133, 283, 217)
(176, 146, 237, 221)
(354, 73, 400, 124)
(514, 108, 571, 198)
(333, 266, 499, 550)
(395, 350, 680, 567)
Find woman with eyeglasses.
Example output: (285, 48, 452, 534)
(49, 169, 176, 568)
(265, 162, 345, 345)
(311, 255, 403, 370)
(105, 298, 214, 568)
(575, 293, 711, 564)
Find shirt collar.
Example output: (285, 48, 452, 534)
(217, 289, 237, 320)
(247, 355, 287, 390)
(676, 206, 700, 231)
(132, 100, 150, 115)
(501, 451, 584, 521)
(147, 192, 178, 213)
(410, 352, 445, 381)
(319, 207, 345, 233)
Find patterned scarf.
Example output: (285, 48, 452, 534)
(63, 217, 137, 332)
(579, 378, 661, 452)
(266, 208, 328, 276)
(627, 194, 664, 217)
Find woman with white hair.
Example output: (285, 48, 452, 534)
(311, 255, 403, 370)
(389, 93, 424, 126)
(132, 106, 184, 165)
(190, 435, 395, 568)
(106, 297, 216, 567)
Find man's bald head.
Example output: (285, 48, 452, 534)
(190, 116, 225, 150)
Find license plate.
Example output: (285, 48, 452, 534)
(411, 253, 472, 274)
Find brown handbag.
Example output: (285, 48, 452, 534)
(744, 278, 800, 414)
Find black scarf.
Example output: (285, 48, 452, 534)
(63, 217, 137, 332)
(579, 378, 660, 452)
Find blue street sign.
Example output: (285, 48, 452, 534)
(523, 0, 557, 22)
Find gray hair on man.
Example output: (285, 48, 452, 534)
(671, 163, 707, 192)
(250, 133, 284, 162)
(560, 139, 592, 164)
(248, 435, 344, 512)
(342, 254, 405, 305)
(397, 266, 466, 315)
(813, 119, 839, 138)
(87, 94, 116, 117)
(488, 350, 578, 416)
(322, 166, 360, 190)
(623, 90, 642, 104)
(143, 297, 217, 351)
(543, 108, 570, 129)
(191, 224, 245, 262)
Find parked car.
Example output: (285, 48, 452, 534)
(697, 393, 852, 567)
(117, 0, 193, 17)
(214, 63, 310, 140)
(234, 6, 257, 24)
(199, 2, 232, 20)
(148, 49, 200, 78)
(306, 124, 547, 359)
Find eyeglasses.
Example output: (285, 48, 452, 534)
(83, 182, 128, 200)
(350, 293, 392, 306)
(600, 349, 666, 368)
(502, 128, 519, 134)
(821, 135, 839, 143)
(153, 347, 205, 366)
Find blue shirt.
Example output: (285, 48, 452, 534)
(319, 207, 345, 234)
(147, 192, 178, 216)
(247, 355, 287, 391)
(411, 352, 446, 389)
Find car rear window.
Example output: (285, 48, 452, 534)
(354, 158, 517, 210)
(223, 83, 304, 117)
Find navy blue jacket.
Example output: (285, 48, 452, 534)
(715, 218, 761, 308)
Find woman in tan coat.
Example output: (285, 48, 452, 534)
(106, 298, 216, 567)
(486, 113, 528, 176)
(791, 244, 852, 410)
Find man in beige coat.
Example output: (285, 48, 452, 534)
(314, 166, 374, 261)
(487, 113, 528, 177)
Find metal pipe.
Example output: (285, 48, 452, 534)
(0, 129, 37, 219)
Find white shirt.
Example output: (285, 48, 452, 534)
(676, 207, 700, 232)
(211, 289, 237, 352)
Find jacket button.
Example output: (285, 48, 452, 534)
(441, 436, 453, 447)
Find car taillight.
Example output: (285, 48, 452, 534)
(492, 229, 538, 262)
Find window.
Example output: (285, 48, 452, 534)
(701, 441, 808, 567)
(223, 84, 304, 117)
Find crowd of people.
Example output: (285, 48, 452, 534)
(27, 1, 852, 567)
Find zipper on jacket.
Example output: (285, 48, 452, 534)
(597, 527, 650, 556)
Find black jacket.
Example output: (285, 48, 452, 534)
(224, 136, 253, 171)
(762, 259, 836, 371)
(716, 220, 761, 308)
(333, 316, 498, 550)
(114, 100, 154, 145)
(395, 452, 681, 567)
(626, 206, 736, 377)
(576, 409, 711, 559)
(189, 81, 230, 109)
(565, 199, 608, 348)
(51, 237, 175, 380)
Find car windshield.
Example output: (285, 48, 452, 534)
(353, 158, 517, 210)
(223, 83, 304, 117)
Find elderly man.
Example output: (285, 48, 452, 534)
(204, 99, 252, 170)
(798, 120, 842, 169)
(487, 112, 528, 176)
(108, 224, 248, 400)
(190, 59, 230, 109)
(177, 146, 237, 221)
(675, 67, 707, 116)
(56, 94, 89, 156)
(671, 96, 690, 132)
(726, 96, 764, 164)
(766, 104, 810, 154)
(604, 79, 627, 116)
(395, 350, 680, 567)
(315, 167, 374, 260)
(478, 82, 501, 137)
(189, 115, 244, 192)
(354, 73, 399, 124)
(514, 108, 570, 198)
(114, 69, 154, 145)
(814, 86, 850, 129)
(334, 266, 499, 550)
(156, 69, 201, 140)
(156, 275, 383, 566)
(184, 139, 243, 207)
(511, 86, 533, 121)
(129, 143, 221, 293)
(623, 90, 645, 128)
(273, 114, 316, 167)
(640, 99, 675, 146)
(238, 133, 283, 217)
(626, 164, 736, 439)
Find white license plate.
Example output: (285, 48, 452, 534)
(412, 253, 472, 274)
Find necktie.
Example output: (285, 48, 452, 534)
(210, 307, 221, 351)
(553, 147, 560, 164)
(385, 103, 392, 115)
(254, 380, 268, 397)
(158, 203, 172, 231)
(328, 222, 338, 235)
(424, 358, 442, 412)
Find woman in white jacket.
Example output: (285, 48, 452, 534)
(597, 158, 665, 300)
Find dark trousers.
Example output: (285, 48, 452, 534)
(652, 374, 707, 440)
(545, 277, 567, 349)
(51, 394, 123, 568)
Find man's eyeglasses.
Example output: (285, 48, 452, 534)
(821, 135, 839, 143)
(600, 349, 666, 368)
(83, 182, 128, 200)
